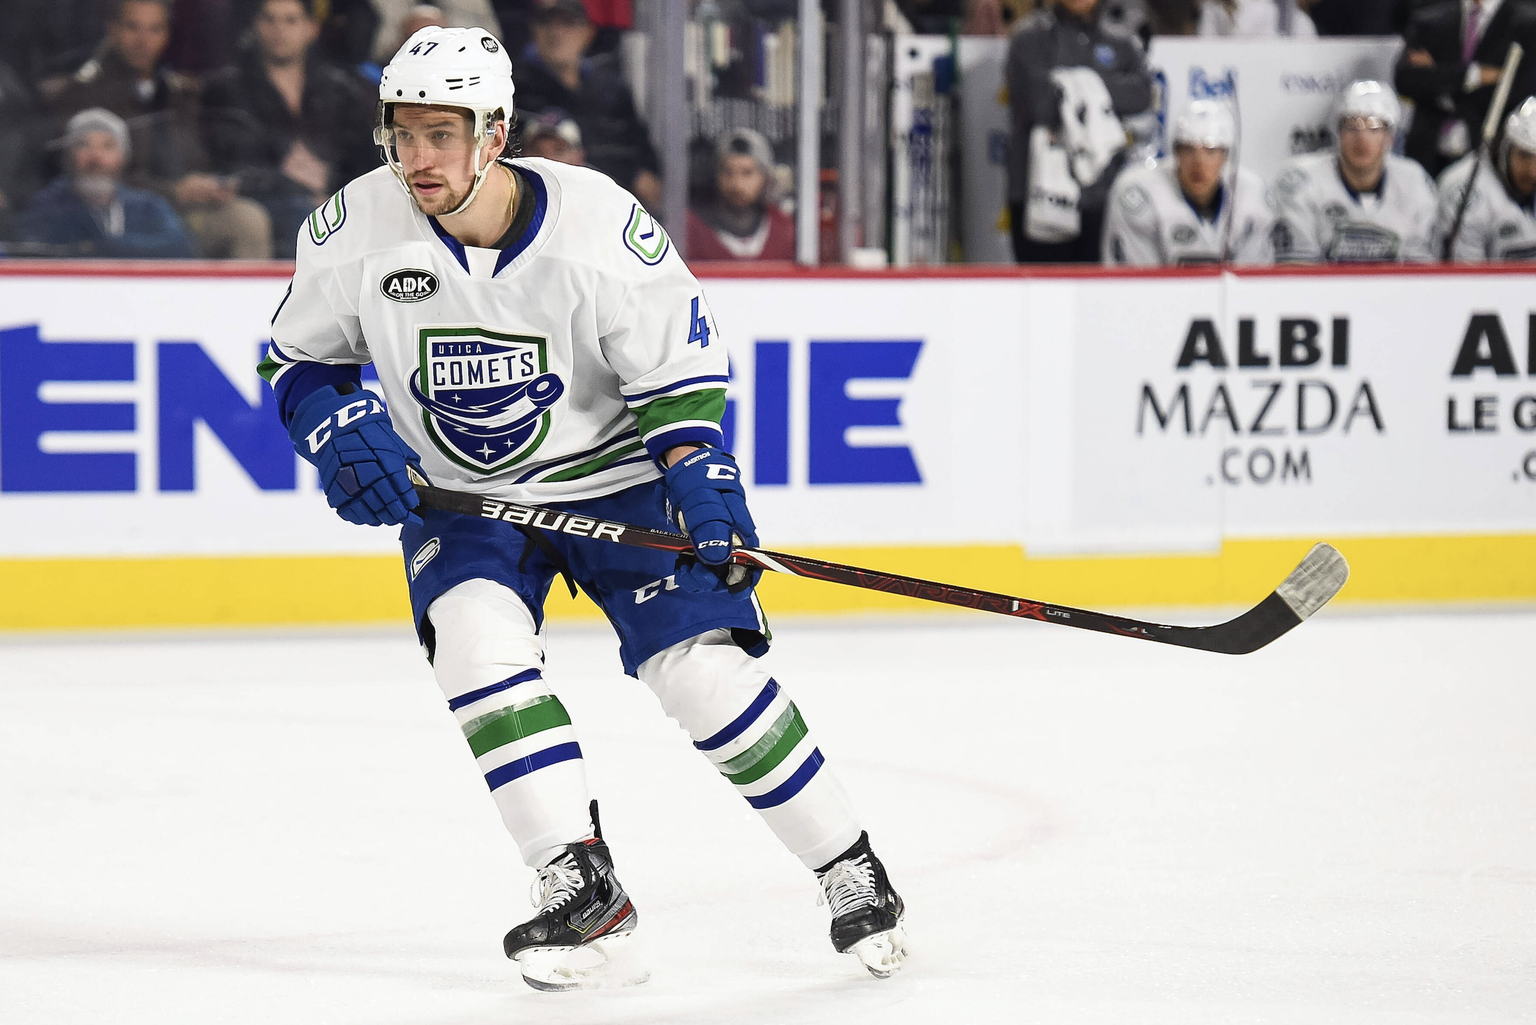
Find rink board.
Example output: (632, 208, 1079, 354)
(0, 263, 1533, 628)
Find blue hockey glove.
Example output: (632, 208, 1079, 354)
(664, 446, 760, 597)
(289, 385, 422, 527)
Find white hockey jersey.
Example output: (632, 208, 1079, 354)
(1435, 153, 1536, 261)
(262, 159, 728, 504)
(1102, 159, 1274, 266)
(1271, 151, 1439, 263)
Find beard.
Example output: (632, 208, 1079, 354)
(73, 173, 118, 206)
(409, 174, 473, 216)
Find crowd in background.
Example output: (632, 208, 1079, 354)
(1, 0, 1533, 263)
(0, 0, 654, 258)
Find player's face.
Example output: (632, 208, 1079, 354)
(255, 0, 319, 64)
(110, 0, 171, 76)
(1175, 144, 1227, 204)
(718, 154, 766, 210)
(1509, 147, 1536, 196)
(389, 106, 488, 215)
(1338, 117, 1390, 177)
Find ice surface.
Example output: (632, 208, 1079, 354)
(2, 611, 1533, 1024)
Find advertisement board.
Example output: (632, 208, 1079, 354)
(1, 264, 1532, 628)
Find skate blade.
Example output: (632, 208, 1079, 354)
(516, 930, 649, 992)
(848, 923, 908, 979)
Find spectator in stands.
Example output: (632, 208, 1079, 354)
(358, 3, 448, 83)
(686, 128, 795, 261)
(203, 0, 376, 257)
(1396, 0, 1536, 177)
(1437, 95, 1536, 259)
(17, 107, 194, 257)
(514, 0, 661, 210)
(1271, 80, 1439, 262)
(161, 0, 242, 77)
(1198, 0, 1316, 36)
(317, 0, 382, 70)
(1308, 0, 1402, 35)
(370, 0, 503, 65)
(1102, 100, 1274, 265)
(522, 108, 586, 165)
(1006, 0, 1153, 263)
(0, 60, 47, 242)
(47, 0, 273, 257)
(9, 0, 117, 97)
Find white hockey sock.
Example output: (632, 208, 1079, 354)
(638, 630, 862, 870)
(428, 579, 593, 868)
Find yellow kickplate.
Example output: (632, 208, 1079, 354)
(2, 534, 1533, 631)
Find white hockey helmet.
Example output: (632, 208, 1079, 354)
(375, 26, 516, 215)
(1336, 80, 1401, 131)
(1504, 96, 1536, 155)
(1173, 100, 1236, 150)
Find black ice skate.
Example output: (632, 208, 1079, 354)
(503, 806, 645, 991)
(816, 831, 908, 978)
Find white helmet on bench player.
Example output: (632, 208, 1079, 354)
(1336, 80, 1401, 133)
(1173, 100, 1236, 150)
(375, 26, 515, 215)
(1504, 96, 1536, 155)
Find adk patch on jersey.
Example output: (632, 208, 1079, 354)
(381, 268, 439, 303)
(623, 203, 671, 265)
(409, 326, 566, 473)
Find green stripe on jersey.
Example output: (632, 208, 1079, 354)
(720, 703, 808, 785)
(633, 389, 726, 442)
(257, 352, 285, 384)
(464, 694, 572, 758)
(542, 440, 646, 483)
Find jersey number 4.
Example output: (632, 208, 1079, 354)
(687, 296, 711, 348)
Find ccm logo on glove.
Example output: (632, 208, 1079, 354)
(305, 397, 386, 454)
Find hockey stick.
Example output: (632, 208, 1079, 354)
(1443, 41, 1524, 260)
(405, 471, 1348, 655)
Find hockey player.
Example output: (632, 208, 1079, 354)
(258, 27, 905, 990)
(1101, 99, 1273, 266)
(1437, 96, 1536, 261)
(1271, 80, 1439, 264)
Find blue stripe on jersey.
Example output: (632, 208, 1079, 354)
(484, 741, 583, 791)
(643, 424, 725, 464)
(495, 167, 549, 274)
(745, 748, 824, 809)
(624, 375, 731, 405)
(427, 215, 470, 272)
(695, 678, 780, 752)
(447, 668, 542, 711)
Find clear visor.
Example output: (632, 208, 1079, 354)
(1340, 115, 1391, 133)
(375, 122, 480, 156)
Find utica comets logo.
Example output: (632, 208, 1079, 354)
(411, 326, 564, 474)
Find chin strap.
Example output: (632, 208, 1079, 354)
(443, 139, 497, 216)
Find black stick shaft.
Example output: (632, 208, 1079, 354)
(1444, 42, 1524, 259)
(411, 483, 1343, 656)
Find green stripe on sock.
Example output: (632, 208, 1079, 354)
(721, 704, 808, 786)
(464, 694, 571, 758)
